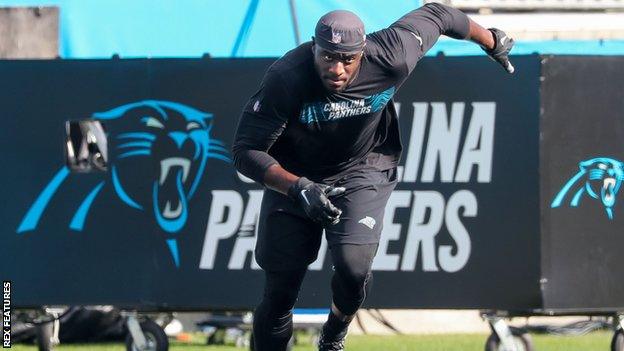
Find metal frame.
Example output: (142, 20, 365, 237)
(122, 311, 148, 351)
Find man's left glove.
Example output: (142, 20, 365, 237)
(482, 28, 515, 74)
(288, 177, 346, 226)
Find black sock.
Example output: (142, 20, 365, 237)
(321, 310, 351, 341)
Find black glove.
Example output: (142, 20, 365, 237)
(288, 177, 346, 226)
(482, 28, 515, 74)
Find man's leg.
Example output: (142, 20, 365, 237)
(254, 189, 324, 350)
(319, 167, 398, 349)
(319, 243, 378, 349)
(253, 268, 308, 351)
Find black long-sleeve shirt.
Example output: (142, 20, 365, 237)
(232, 3, 470, 184)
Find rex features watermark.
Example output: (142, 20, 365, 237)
(3, 281, 10, 348)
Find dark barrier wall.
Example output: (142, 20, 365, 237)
(0, 56, 542, 310)
(541, 56, 624, 311)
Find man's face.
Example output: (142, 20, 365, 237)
(313, 44, 363, 93)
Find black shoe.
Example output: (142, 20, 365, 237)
(317, 329, 346, 351)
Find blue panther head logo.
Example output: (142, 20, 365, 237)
(16, 100, 231, 267)
(551, 157, 624, 220)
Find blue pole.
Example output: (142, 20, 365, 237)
(231, 0, 260, 57)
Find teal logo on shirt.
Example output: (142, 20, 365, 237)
(299, 87, 395, 124)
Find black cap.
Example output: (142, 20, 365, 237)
(314, 10, 366, 55)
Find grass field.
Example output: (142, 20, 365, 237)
(9, 331, 614, 351)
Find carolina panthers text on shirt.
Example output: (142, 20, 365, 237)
(299, 87, 395, 124)
(324, 99, 371, 118)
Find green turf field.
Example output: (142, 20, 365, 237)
(8, 331, 613, 351)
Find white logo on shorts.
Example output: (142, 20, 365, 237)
(358, 216, 376, 229)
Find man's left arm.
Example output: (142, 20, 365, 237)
(468, 21, 515, 73)
(391, 3, 515, 74)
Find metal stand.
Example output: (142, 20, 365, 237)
(616, 313, 624, 331)
(34, 307, 65, 351)
(611, 313, 624, 351)
(485, 314, 519, 351)
(123, 311, 148, 351)
(482, 312, 534, 351)
(121, 310, 169, 351)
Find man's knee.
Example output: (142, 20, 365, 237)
(259, 269, 307, 314)
(334, 262, 371, 291)
(329, 243, 378, 315)
(331, 261, 374, 315)
(331, 243, 377, 289)
(262, 288, 299, 313)
(331, 272, 372, 315)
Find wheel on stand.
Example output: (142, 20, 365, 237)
(125, 319, 169, 351)
(485, 327, 534, 351)
(611, 328, 624, 351)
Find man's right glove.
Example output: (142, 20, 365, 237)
(288, 177, 345, 226)
(482, 28, 515, 74)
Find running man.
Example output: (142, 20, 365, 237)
(232, 3, 514, 350)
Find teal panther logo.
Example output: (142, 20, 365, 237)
(16, 100, 231, 267)
(551, 157, 624, 220)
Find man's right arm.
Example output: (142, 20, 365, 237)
(231, 144, 299, 196)
(262, 164, 299, 195)
(232, 71, 345, 225)
(231, 117, 299, 196)
(231, 71, 299, 196)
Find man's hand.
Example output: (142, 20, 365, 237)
(482, 28, 515, 74)
(288, 177, 346, 226)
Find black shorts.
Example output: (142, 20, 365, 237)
(255, 167, 398, 271)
